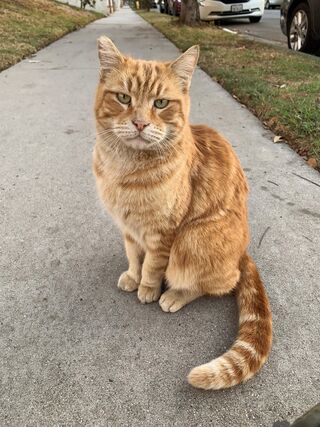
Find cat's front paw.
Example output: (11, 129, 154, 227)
(138, 284, 161, 304)
(117, 272, 139, 292)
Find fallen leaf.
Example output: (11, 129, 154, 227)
(307, 158, 318, 168)
(273, 135, 284, 143)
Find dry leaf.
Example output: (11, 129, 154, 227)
(307, 158, 318, 168)
(273, 135, 284, 143)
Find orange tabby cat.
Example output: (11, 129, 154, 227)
(93, 36, 272, 390)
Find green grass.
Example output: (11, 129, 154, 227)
(138, 12, 320, 169)
(0, 0, 103, 71)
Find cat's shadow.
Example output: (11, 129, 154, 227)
(69, 249, 238, 365)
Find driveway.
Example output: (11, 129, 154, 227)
(1, 6, 319, 427)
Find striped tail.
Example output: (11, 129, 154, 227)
(188, 253, 272, 390)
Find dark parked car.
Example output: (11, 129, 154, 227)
(280, 0, 320, 53)
(159, 0, 181, 15)
(168, 0, 181, 15)
(159, 0, 168, 13)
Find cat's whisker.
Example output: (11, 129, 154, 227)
(96, 132, 122, 158)
(97, 129, 117, 138)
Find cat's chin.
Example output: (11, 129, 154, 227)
(124, 136, 152, 150)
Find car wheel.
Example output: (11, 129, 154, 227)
(287, 3, 316, 53)
(249, 16, 262, 23)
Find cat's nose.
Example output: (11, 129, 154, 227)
(132, 120, 149, 132)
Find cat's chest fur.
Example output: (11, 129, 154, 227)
(94, 149, 189, 250)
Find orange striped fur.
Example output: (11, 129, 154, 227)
(93, 37, 272, 390)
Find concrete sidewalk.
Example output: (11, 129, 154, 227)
(1, 7, 319, 426)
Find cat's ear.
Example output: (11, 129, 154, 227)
(170, 45, 199, 90)
(97, 36, 124, 73)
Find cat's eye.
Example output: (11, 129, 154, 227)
(117, 93, 131, 105)
(154, 99, 169, 109)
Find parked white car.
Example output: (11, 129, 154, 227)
(265, 0, 283, 8)
(198, 0, 265, 22)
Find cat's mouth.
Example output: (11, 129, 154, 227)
(124, 134, 153, 150)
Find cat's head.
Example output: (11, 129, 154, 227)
(95, 37, 199, 152)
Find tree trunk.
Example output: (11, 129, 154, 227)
(179, 0, 200, 26)
(140, 0, 150, 10)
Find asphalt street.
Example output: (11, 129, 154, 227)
(1, 6, 319, 427)
(222, 9, 287, 45)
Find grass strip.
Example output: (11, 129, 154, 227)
(0, 0, 103, 71)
